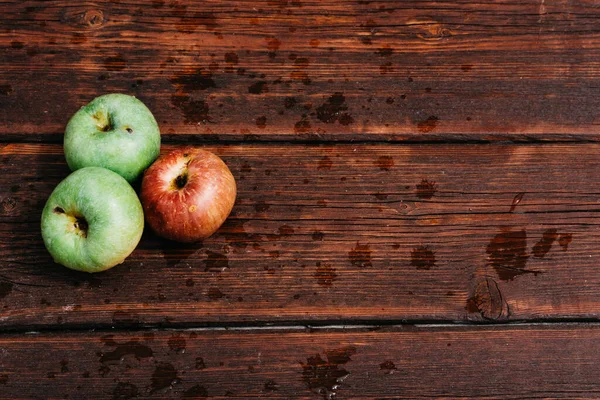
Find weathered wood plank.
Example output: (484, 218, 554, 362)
(1, 0, 600, 141)
(1, 324, 600, 399)
(1, 143, 599, 327)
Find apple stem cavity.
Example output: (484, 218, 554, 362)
(92, 110, 113, 132)
(174, 172, 188, 190)
(52, 206, 88, 237)
(74, 216, 88, 238)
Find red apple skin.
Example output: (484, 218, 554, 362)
(140, 147, 237, 242)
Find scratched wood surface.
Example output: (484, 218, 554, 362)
(2, 325, 600, 399)
(1, 143, 598, 328)
(1, 0, 600, 141)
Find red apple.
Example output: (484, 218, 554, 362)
(140, 147, 237, 242)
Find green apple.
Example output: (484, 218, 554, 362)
(41, 167, 144, 273)
(64, 93, 161, 183)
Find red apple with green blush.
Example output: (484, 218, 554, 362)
(140, 147, 237, 242)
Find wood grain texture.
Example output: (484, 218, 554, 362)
(1, 0, 600, 141)
(2, 324, 600, 399)
(1, 143, 600, 328)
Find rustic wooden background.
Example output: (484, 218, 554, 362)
(2, 0, 600, 398)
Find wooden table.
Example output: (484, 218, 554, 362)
(2, 1, 600, 398)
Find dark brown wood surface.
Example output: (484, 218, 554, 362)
(2, 325, 600, 399)
(1, 0, 600, 141)
(4, 0, 600, 397)
(1, 143, 599, 328)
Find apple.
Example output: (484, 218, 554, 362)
(64, 93, 161, 183)
(41, 167, 144, 273)
(141, 147, 236, 242)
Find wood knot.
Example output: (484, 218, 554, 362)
(418, 24, 451, 40)
(83, 9, 105, 28)
(395, 200, 415, 215)
(406, 19, 452, 41)
(466, 277, 508, 320)
(0, 197, 16, 214)
(62, 8, 106, 29)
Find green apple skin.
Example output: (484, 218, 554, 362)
(41, 167, 144, 273)
(64, 93, 161, 183)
